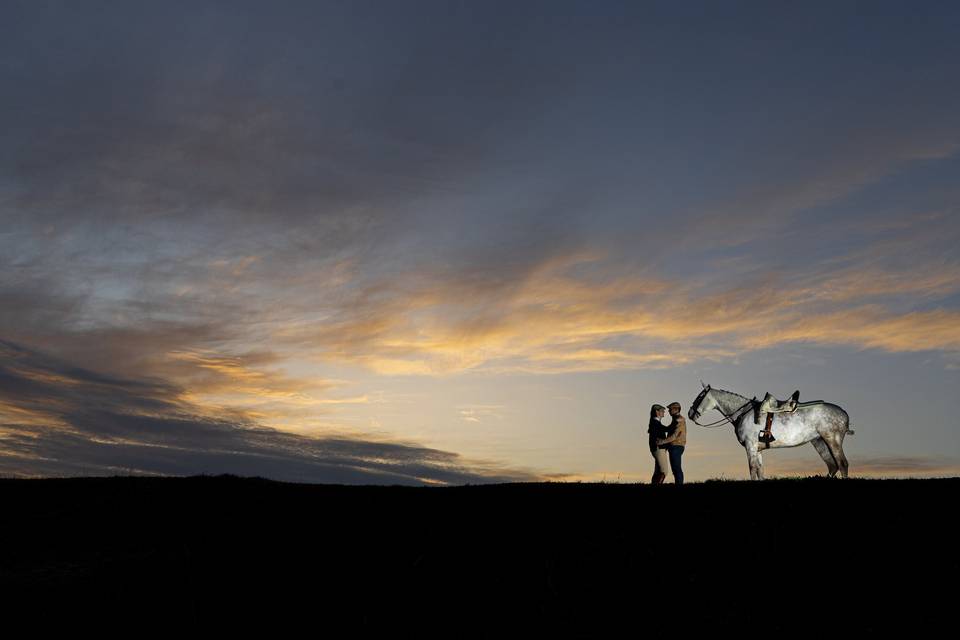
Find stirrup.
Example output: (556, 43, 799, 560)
(758, 431, 776, 444)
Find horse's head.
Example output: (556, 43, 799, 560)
(689, 383, 716, 421)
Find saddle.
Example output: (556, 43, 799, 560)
(754, 390, 800, 445)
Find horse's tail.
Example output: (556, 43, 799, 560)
(831, 404, 855, 435)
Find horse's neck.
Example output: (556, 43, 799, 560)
(712, 388, 751, 417)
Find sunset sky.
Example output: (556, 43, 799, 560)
(2, 1, 959, 483)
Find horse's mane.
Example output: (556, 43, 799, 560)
(710, 387, 751, 402)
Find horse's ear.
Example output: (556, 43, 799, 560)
(700, 379, 706, 389)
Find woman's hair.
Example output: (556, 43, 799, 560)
(650, 404, 666, 419)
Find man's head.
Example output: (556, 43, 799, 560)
(667, 402, 682, 415)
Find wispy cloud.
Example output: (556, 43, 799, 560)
(457, 405, 506, 424)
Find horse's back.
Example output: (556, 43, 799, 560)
(806, 402, 850, 433)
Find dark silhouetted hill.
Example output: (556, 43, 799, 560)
(1, 475, 956, 634)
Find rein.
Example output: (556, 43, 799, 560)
(692, 397, 754, 429)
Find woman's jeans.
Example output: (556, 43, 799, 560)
(668, 445, 685, 485)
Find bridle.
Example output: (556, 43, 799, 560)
(690, 385, 754, 429)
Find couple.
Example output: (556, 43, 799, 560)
(648, 402, 686, 485)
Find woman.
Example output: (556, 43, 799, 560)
(648, 404, 669, 484)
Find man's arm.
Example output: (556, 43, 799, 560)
(656, 416, 685, 445)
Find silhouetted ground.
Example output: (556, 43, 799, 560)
(1, 475, 956, 634)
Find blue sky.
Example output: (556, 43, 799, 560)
(1, 1, 958, 482)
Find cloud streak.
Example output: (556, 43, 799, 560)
(268, 243, 960, 375)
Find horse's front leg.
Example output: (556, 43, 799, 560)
(745, 444, 762, 480)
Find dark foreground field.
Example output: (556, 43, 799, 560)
(2, 475, 956, 633)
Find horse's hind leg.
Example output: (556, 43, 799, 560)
(822, 434, 849, 478)
(812, 437, 839, 478)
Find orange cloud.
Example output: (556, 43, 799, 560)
(266, 249, 960, 376)
(739, 307, 960, 352)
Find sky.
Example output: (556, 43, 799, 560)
(1, 0, 959, 484)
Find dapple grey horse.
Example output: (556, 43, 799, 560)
(688, 384, 855, 480)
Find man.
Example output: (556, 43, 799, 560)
(655, 402, 686, 485)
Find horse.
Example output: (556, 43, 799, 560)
(688, 383, 855, 480)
